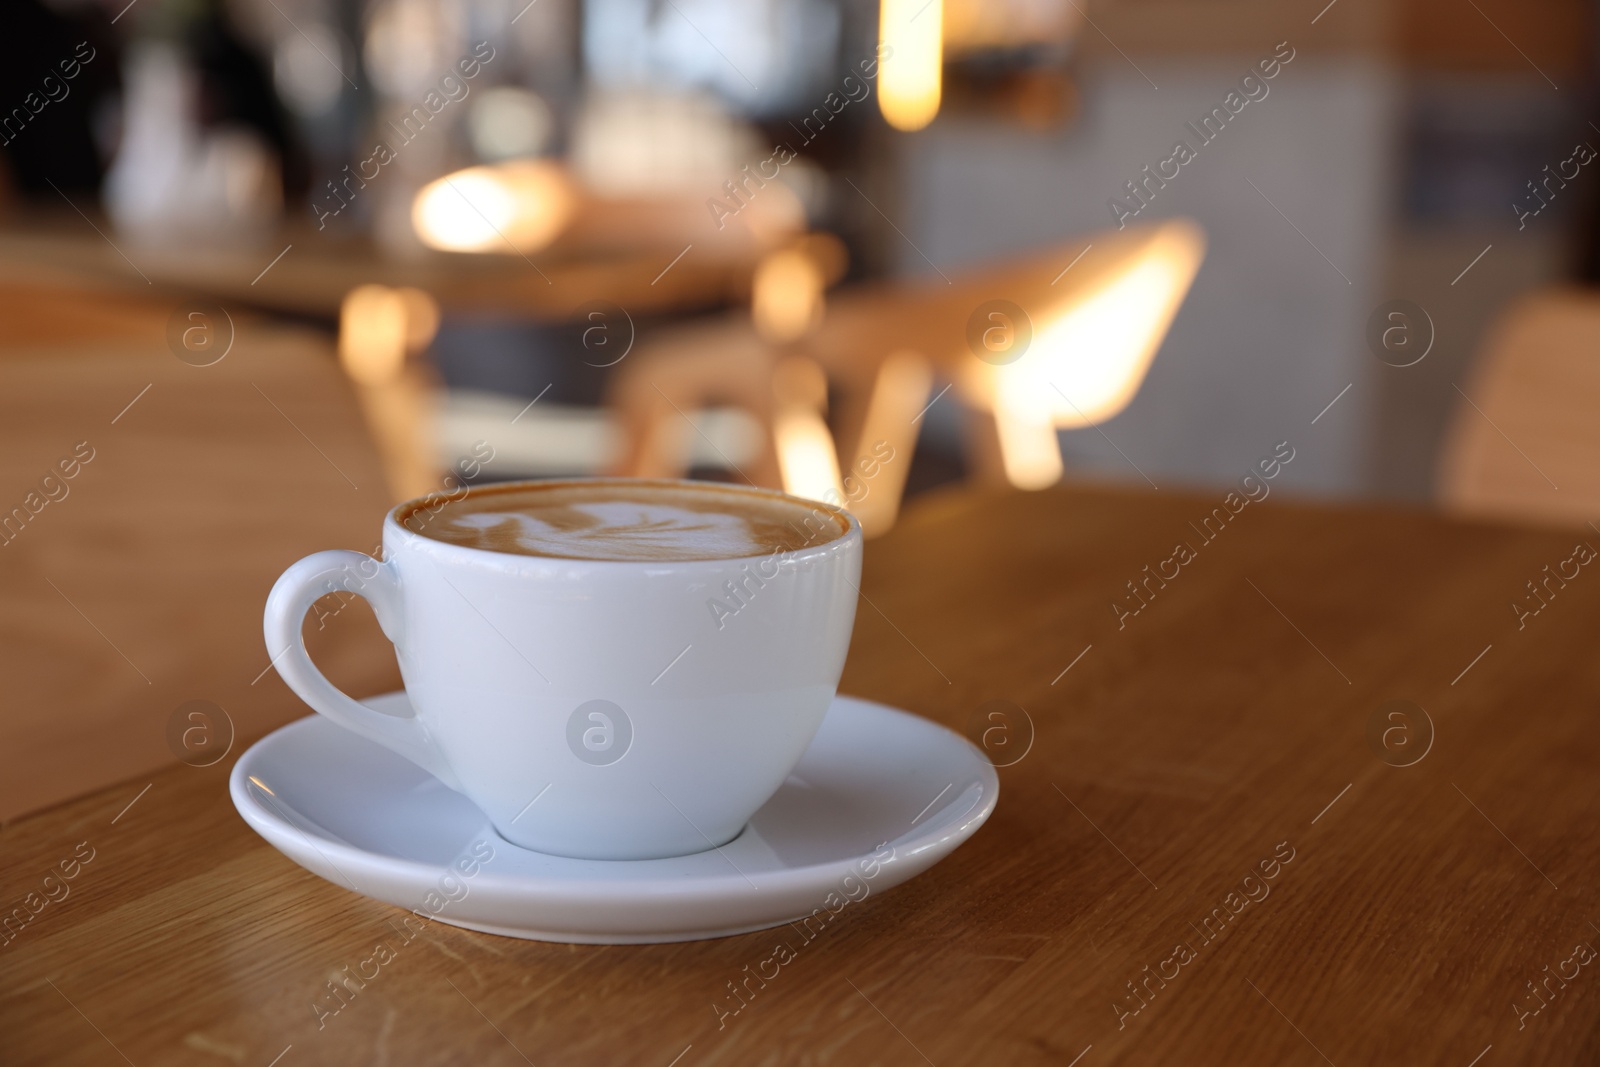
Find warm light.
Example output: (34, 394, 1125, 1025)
(339, 285, 438, 385)
(963, 228, 1203, 427)
(772, 357, 843, 504)
(338, 284, 443, 502)
(775, 407, 845, 505)
(412, 161, 575, 254)
(879, 0, 943, 131)
(952, 222, 1205, 491)
(752, 248, 826, 344)
(994, 396, 1065, 489)
(398, 287, 440, 352)
(1023, 254, 1194, 425)
(848, 351, 931, 535)
(339, 285, 409, 385)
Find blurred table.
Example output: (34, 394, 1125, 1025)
(0, 217, 756, 320)
(4, 483, 1600, 1064)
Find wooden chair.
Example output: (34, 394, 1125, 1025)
(1438, 288, 1600, 528)
(608, 315, 787, 489)
(810, 220, 1204, 488)
(607, 220, 1204, 533)
(606, 235, 931, 535)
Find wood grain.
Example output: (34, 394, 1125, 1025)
(0, 271, 400, 823)
(4, 482, 1600, 1066)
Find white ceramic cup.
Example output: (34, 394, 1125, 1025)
(263, 478, 861, 861)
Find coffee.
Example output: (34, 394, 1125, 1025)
(401, 481, 848, 562)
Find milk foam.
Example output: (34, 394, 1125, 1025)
(450, 502, 775, 561)
(405, 483, 843, 561)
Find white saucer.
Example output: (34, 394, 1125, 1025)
(230, 692, 998, 943)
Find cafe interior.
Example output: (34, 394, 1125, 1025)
(5, 0, 1600, 1062)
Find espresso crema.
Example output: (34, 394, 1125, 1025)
(400, 481, 849, 562)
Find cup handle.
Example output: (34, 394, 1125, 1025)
(263, 549, 463, 791)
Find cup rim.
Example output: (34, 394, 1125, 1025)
(385, 476, 861, 567)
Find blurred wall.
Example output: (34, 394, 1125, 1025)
(893, 0, 1591, 501)
(901, 57, 1396, 497)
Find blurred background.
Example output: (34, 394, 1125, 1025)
(3, 0, 1598, 818)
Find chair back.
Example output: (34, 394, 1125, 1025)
(1439, 288, 1600, 527)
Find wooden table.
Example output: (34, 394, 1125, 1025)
(5, 482, 1599, 1065)
(0, 267, 398, 826)
(0, 216, 758, 321)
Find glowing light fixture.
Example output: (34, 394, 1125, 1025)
(879, 0, 943, 132)
(412, 161, 575, 254)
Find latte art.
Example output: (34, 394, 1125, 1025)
(401, 481, 847, 561)
(449, 502, 779, 561)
